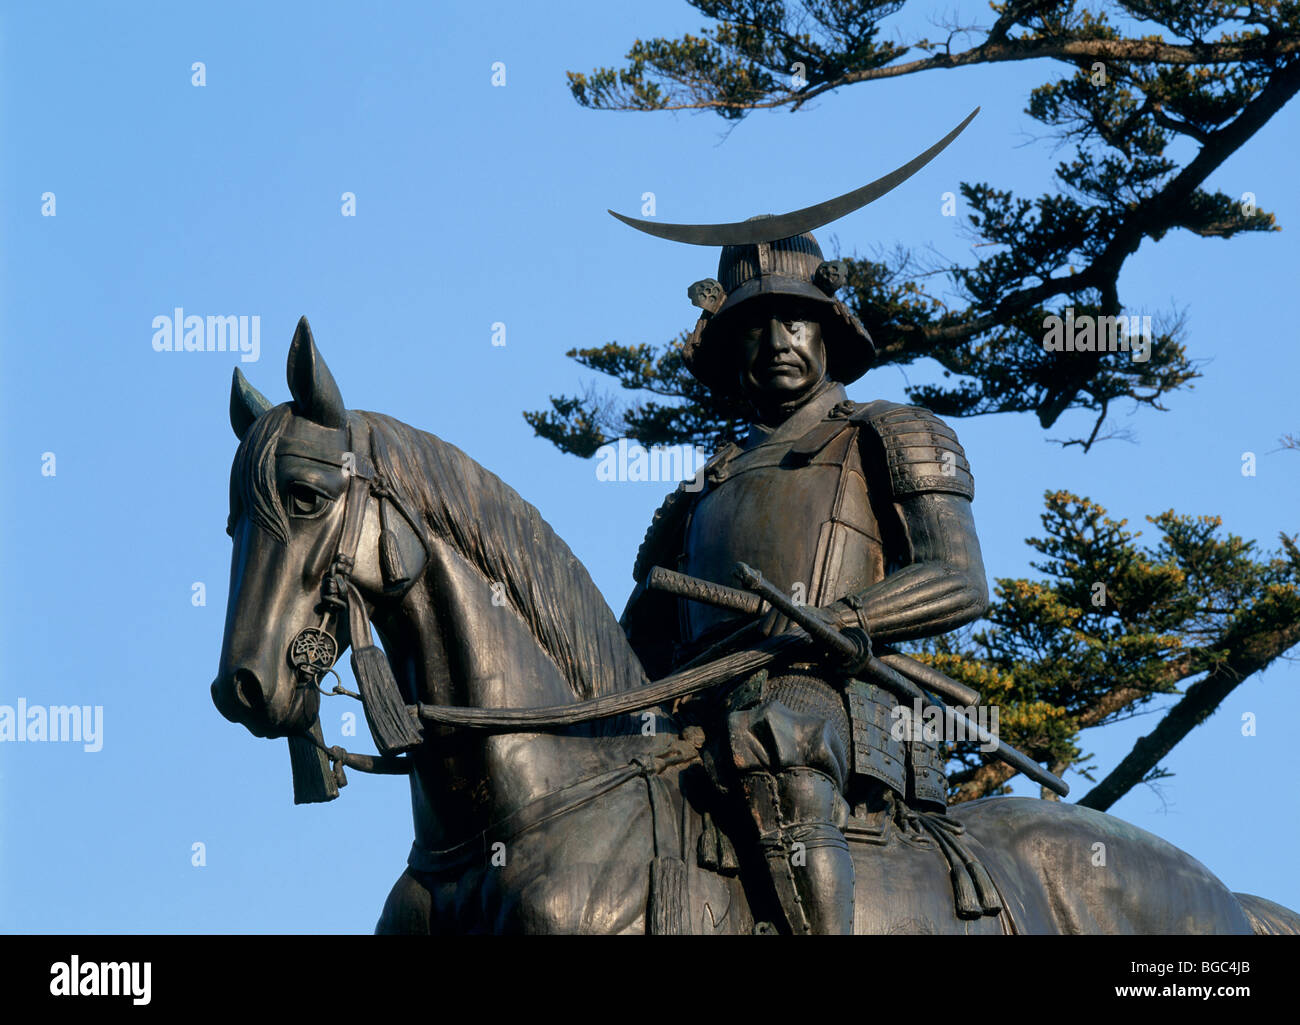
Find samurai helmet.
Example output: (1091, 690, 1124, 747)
(682, 223, 873, 397)
(609, 108, 980, 398)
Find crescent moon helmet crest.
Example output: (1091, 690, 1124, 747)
(608, 107, 980, 399)
(608, 107, 979, 246)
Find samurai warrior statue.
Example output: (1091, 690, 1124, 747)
(617, 111, 991, 934)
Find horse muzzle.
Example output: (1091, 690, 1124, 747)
(211, 667, 318, 739)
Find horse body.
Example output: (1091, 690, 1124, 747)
(214, 321, 1300, 936)
(376, 778, 1274, 935)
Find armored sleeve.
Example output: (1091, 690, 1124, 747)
(861, 404, 974, 501)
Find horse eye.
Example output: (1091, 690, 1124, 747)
(286, 483, 327, 518)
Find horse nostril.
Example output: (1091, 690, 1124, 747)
(233, 669, 267, 713)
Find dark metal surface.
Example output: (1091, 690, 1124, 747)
(608, 107, 979, 245)
(646, 565, 983, 707)
(213, 301, 1300, 933)
(727, 561, 1066, 796)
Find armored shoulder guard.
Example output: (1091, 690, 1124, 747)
(852, 402, 974, 501)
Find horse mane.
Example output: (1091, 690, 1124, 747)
(362, 412, 649, 702)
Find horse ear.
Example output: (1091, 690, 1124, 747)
(230, 367, 272, 440)
(286, 316, 346, 429)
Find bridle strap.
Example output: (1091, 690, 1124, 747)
(290, 416, 401, 711)
(323, 416, 376, 608)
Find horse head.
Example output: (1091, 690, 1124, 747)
(211, 317, 427, 740)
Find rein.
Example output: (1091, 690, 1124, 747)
(289, 415, 790, 776)
(278, 417, 713, 879)
(284, 417, 714, 783)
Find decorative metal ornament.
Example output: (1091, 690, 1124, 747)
(288, 626, 338, 675)
(687, 278, 726, 314)
(813, 259, 848, 296)
(681, 229, 876, 397)
(609, 107, 979, 245)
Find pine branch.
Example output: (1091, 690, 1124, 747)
(1076, 616, 1300, 810)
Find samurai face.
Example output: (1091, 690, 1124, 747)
(737, 299, 828, 407)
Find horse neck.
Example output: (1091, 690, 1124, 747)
(386, 534, 665, 844)
(369, 570, 474, 854)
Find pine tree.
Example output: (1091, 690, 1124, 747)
(527, 2, 1300, 803)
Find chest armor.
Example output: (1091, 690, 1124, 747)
(679, 421, 894, 643)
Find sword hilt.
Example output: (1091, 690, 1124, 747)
(647, 565, 766, 617)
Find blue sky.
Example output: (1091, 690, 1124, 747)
(1, 1, 1296, 932)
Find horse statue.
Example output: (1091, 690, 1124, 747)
(210, 318, 1300, 935)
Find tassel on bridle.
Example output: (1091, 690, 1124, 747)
(348, 581, 423, 756)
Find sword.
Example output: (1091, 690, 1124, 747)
(647, 566, 982, 705)
(647, 563, 1069, 797)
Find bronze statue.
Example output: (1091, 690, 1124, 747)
(210, 317, 1300, 934)
(209, 113, 1300, 933)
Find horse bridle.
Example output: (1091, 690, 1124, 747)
(277, 415, 423, 702)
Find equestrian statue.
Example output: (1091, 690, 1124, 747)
(210, 110, 1300, 935)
